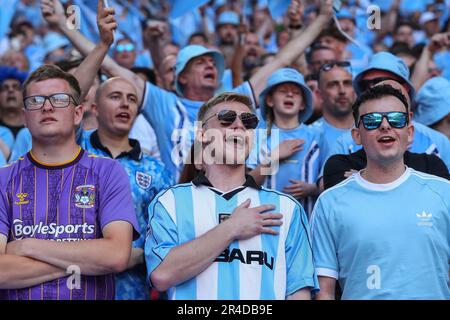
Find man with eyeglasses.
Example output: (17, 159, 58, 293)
(312, 84, 450, 300)
(0, 1, 141, 300)
(144, 92, 319, 300)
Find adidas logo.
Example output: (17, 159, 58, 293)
(416, 211, 433, 227)
(416, 211, 432, 219)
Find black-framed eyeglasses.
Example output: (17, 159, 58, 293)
(202, 109, 259, 130)
(320, 61, 352, 72)
(358, 77, 405, 92)
(23, 93, 78, 111)
(357, 111, 409, 130)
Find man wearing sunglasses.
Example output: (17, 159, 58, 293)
(312, 84, 450, 300)
(145, 92, 319, 300)
(113, 38, 137, 70)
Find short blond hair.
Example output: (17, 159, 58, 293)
(197, 92, 253, 122)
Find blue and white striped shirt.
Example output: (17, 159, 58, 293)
(145, 174, 319, 300)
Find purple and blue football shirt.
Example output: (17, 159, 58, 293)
(0, 149, 139, 300)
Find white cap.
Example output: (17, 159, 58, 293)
(419, 12, 438, 25)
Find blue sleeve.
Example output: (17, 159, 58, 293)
(141, 81, 178, 133)
(0, 126, 14, 149)
(285, 204, 320, 296)
(310, 198, 339, 279)
(0, 152, 5, 167)
(9, 128, 32, 162)
(145, 198, 179, 285)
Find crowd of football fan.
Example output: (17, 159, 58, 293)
(0, 0, 449, 300)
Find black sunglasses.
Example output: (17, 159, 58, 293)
(202, 109, 259, 130)
(358, 77, 406, 92)
(320, 61, 352, 72)
(357, 111, 409, 130)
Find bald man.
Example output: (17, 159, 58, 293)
(80, 77, 173, 299)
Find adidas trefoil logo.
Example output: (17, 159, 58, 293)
(416, 211, 433, 227)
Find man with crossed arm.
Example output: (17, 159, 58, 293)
(0, 1, 139, 300)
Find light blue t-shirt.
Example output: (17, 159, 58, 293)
(311, 168, 450, 300)
(247, 123, 322, 215)
(0, 125, 14, 149)
(145, 181, 319, 300)
(309, 117, 352, 176)
(140, 81, 256, 179)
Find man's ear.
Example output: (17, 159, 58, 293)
(351, 126, 362, 146)
(178, 72, 187, 86)
(74, 104, 84, 126)
(407, 121, 414, 146)
(265, 94, 274, 108)
(91, 103, 99, 117)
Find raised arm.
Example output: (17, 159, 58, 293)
(145, 20, 170, 75)
(71, 0, 116, 102)
(6, 221, 134, 276)
(249, 0, 333, 103)
(0, 234, 66, 289)
(41, 0, 145, 105)
(411, 32, 450, 93)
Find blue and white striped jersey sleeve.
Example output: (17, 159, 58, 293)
(145, 195, 179, 283)
(310, 198, 339, 280)
(285, 204, 320, 296)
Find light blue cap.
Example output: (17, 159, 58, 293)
(217, 11, 239, 26)
(354, 51, 415, 99)
(336, 8, 355, 22)
(174, 45, 225, 96)
(415, 77, 450, 126)
(259, 68, 313, 124)
(43, 32, 70, 56)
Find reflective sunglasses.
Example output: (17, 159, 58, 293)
(358, 76, 405, 92)
(357, 111, 409, 130)
(23, 93, 78, 111)
(115, 43, 135, 53)
(202, 109, 259, 129)
(320, 60, 352, 72)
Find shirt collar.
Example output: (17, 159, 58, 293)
(192, 171, 261, 190)
(90, 130, 142, 161)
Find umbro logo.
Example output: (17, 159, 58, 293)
(416, 211, 433, 227)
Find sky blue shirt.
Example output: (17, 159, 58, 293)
(309, 117, 351, 176)
(311, 168, 450, 300)
(145, 179, 319, 300)
(247, 123, 322, 216)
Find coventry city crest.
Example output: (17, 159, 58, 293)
(74, 185, 96, 208)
